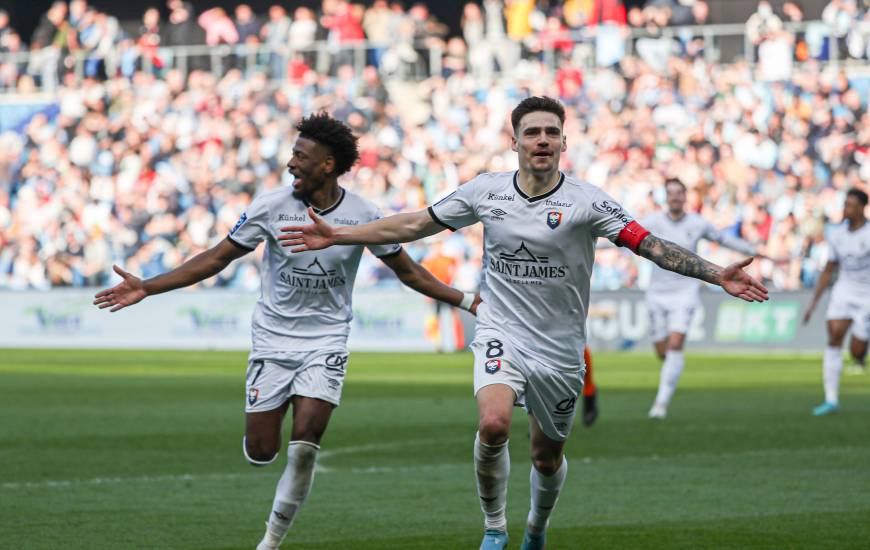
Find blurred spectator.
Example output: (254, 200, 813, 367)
(363, 0, 392, 68)
(261, 5, 290, 76)
(138, 7, 164, 74)
(198, 7, 239, 46)
(0, 10, 13, 51)
(746, 0, 784, 47)
(234, 4, 261, 43)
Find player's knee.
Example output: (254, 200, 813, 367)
(530, 453, 561, 476)
(478, 414, 510, 444)
(243, 436, 280, 466)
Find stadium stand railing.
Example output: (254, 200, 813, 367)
(0, 19, 861, 93)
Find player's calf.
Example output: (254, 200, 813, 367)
(258, 440, 320, 550)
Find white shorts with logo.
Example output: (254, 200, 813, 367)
(245, 349, 349, 413)
(826, 287, 870, 340)
(646, 289, 700, 342)
(471, 328, 584, 442)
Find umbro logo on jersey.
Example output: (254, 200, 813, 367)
(546, 211, 562, 229)
(490, 208, 508, 219)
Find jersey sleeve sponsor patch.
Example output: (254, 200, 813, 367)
(228, 195, 270, 249)
(587, 189, 643, 244)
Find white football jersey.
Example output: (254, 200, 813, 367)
(430, 171, 642, 369)
(228, 186, 401, 360)
(828, 222, 870, 292)
(639, 211, 756, 293)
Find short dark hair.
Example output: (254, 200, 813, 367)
(847, 187, 869, 206)
(296, 112, 359, 176)
(664, 178, 686, 191)
(510, 96, 566, 133)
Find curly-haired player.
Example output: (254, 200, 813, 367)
(94, 112, 480, 549)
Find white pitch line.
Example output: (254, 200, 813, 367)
(0, 464, 467, 491)
(1, 439, 470, 491)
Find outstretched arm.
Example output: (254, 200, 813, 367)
(380, 250, 481, 314)
(802, 261, 836, 324)
(93, 238, 249, 312)
(279, 207, 445, 252)
(636, 234, 769, 302)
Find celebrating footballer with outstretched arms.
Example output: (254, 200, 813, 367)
(279, 97, 768, 550)
(94, 113, 480, 550)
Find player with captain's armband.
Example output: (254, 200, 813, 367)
(279, 97, 768, 550)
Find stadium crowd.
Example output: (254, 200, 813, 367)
(0, 1, 869, 292)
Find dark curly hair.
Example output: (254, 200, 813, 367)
(510, 96, 566, 133)
(296, 112, 360, 176)
(847, 187, 868, 206)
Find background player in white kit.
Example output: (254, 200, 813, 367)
(803, 188, 870, 416)
(643, 179, 766, 420)
(93, 113, 480, 550)
(280, 97, 769, 550)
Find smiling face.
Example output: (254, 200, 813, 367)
(286, 137, 335, 200)
(512, 111, 566, 175)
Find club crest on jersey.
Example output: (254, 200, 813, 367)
(485, 359, 501, 374)
(247, 388, 259, 406)
(546, 211, 562, 229)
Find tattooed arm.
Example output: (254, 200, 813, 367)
(637, 234, 721, 284)
(635, 234, 769, 302)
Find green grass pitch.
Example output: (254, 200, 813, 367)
(1, 349, 869, 549)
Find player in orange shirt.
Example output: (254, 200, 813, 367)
(420, 241, 466, 351)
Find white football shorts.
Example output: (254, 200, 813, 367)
(826, 288, 870, 340)
(244, 349, 348, 413)
(646, 289, 700, 342)
(471, 328, 584, 442)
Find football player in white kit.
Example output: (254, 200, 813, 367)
(279, 97, 768, 550)
(643, 179, 765, 419)
(802, 188, 870, 416)
(93, 113, 480, 550)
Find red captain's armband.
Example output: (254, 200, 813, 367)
(616, 220, 650, 252)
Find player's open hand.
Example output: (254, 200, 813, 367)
(278, 207, 335, 252)
(720, 257, 769, 302)
(93, 265, 147, 312)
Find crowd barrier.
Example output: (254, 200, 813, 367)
(1, 288, 830, 353)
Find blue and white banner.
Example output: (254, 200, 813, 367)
(0, 288, 440, 351)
